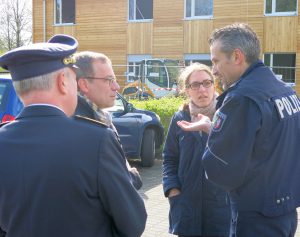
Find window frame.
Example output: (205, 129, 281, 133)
(184, 0, 213, 20)
(264, 0, 298, 16)
(263, 53, 296, 85)
(128, 0, 153, 22)
(54, 0, 76, 26)
(184, 54, 212, 66)
(127, 55, 152, 82)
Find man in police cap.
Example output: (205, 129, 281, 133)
(0, 35, 147, 237)
(177, 23, 300, 236)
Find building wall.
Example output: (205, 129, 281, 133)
(32, 0, 300, 95)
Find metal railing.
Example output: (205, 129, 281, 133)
(112, 64, 297, 97)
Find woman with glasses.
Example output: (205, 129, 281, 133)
(162, 63, 230, 237)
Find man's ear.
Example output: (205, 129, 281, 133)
(57, 71, 68, 95)
(77, 78, 89, 94)
(232, 48, 245, 65)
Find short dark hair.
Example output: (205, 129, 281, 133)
(209, 23, 260, 64)
(74, 51, 111, 80)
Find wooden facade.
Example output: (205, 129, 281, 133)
(32, 0, 300, 95)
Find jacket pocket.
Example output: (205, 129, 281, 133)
(168, 193, 201, 235)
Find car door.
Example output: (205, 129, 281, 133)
(0, 78, 23, 122)
(106, 94, 141, 158)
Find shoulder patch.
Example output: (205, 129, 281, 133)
(74, 115, 109, 127)
(211, 110, 227, 132)
(272, 93, 300, 120)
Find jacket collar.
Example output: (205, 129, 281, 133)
(17, 105, 67, 120)
(216, 60, 265, 109)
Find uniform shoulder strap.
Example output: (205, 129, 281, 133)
(0, 121, 10, 128)
(74, 115, 109, 127)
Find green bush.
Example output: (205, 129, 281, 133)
(130, 96, 186, 136)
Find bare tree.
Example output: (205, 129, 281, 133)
(0, 0, 32, 51)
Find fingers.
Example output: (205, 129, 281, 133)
(177, 120, 196, 131)
(177, 120, 190, 126)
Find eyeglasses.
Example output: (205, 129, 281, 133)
(186, 80, 213, 90)
(84, 76, 117, 86)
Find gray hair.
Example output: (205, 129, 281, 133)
(13, 69, 65, 96)
(74, 51, 112, 80)
(208, 23, 260, 64)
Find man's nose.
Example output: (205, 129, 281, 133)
(211, 65, 218, 76)
(112, 80, 120, 90)
(197, 84, 206, 91)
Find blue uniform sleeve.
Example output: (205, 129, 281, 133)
(97, 129, 147, 237)
(162, 114, 181, 196)
(129, 169, 143, 190)
(202, 94, 261, 191)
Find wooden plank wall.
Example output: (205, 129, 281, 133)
(76, 0, 127, 65)
(214, 0, 263, 19)
(264, 17, 297, 52)
(32, 0, 44, 43)
(31, 0, 300, 94)
(184, 20, 213, 53)
(127, 22, 153, 54)
(296, 16, 300, 94)
(152, 0, 183, 59)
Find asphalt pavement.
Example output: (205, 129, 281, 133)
(131, 158, 300, 237)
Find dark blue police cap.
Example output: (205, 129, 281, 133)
(0, 34, 78, 81)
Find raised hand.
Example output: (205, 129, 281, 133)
(177, 114, 212, 134)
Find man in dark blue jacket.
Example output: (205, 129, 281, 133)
(207, 23, 300, 237)
(0, 35, 147, 237)
(73, 51, 142, 190)
(181, 23, 300, 236)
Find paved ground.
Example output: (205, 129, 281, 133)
(131, 158, 300, 237)
(132, 158, 172, 237)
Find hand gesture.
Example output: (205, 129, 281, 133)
(177, 114, 212, 134)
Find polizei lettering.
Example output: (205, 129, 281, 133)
(274, 94, 300, 119)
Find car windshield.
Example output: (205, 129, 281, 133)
(0, 81, 9, 111)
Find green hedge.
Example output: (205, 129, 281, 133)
(130, 96, 186, 136)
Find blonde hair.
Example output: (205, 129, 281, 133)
(177, 63, 215, 95)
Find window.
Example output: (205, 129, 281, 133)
(164, 60, 180, 87)
(184, 54, 212, 66)
(185, 0, 213, 19)
(0, 82, 8, 110)
(129, 0, 153, 21)
(147, 60, 168, 88)
(127, 55, 152, 82)
(265, 0, 297, 15)
(264, 53, 296, 84)
(55, 0, 75, 25)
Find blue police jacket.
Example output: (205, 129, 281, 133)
(0, 105, 147, 237)
(74, 95, 143, 190)
(202, 60, 300, 217)
(163, 110, 230, 236)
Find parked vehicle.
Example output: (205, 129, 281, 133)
(123, 59, 180, 99)
(105, 93, 164, 167)
(0, 73, 23, 123)
(0, 73, 164, 167)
